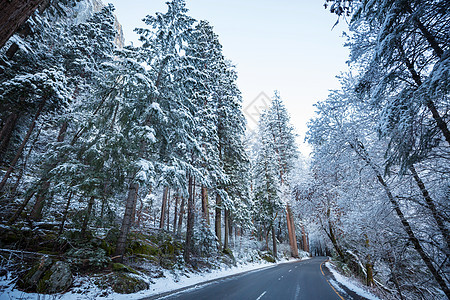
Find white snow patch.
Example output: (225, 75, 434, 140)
(326, 261, 381, 300)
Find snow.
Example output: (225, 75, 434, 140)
(325, 261, 381, 300)
(150, 102, 162, 113)
(0, 258, 308, 300)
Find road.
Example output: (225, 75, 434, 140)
(151, 257, 348, 300)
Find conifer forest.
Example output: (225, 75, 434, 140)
(0, 0, 448, 299)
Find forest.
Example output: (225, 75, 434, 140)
(0, 0, 448, 299)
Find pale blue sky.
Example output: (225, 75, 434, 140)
(107, 0, 349, 155)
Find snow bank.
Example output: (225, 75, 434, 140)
(325, 261, 381, 300)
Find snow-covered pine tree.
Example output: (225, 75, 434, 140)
(135, 0, 205, 263)
(252, 92, 298, 258)
(252, 109, 283, 257)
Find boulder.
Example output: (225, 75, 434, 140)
(18, 256, 53, 291)
(18, 257, 73, 294)
(40, 261, 73, 293)
(95, 272, 149, 294)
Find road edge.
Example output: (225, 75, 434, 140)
(140, 261, 297, 300)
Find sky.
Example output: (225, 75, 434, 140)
(106, 0, 350, 156)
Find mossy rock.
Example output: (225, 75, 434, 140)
(17, 256, 53, 291)
(261, 253, 276, 263)
(18, 258, 72, 294)
(36, 261, 72, 294)
(95, 273, 149, 294)
(112, 263, 138, 274)
(128, 240, 160, 256)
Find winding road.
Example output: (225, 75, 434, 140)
(147, 257, 359, 300)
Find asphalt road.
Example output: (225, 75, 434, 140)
(155, 257, 345, 300)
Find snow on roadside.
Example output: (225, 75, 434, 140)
(325, 261, 381, 300)
(0, 257, 309, 300)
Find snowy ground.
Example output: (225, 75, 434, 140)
(325, 261, 381, 300)
(0, 257, 309, 300)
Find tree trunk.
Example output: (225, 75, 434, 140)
(184, 174, 195, 263)
(27, 122, 67, 221)
(0, 99, 45, 192)
(302, 224, 308, 252)
(5, 125, 40, 204)
(0, 112, 18, 163)
(215, 192, 222, 248)
(29, 181, 50, 220)
(306, 233, 310, 253)
(166, 189, 171, 231)
(114, 182, 139, 262)
(264, 227, 269, 251)
(201, 185, 209, 225)
(271, 225, 277, 259)
(58, 191, 73, 235)
(395, 40, 450, 145)
(366, 262, 374, 286)
(29, 122, 67, 220)
(409, 165, 450, 252)
(229, 217, 233, 248)
(7, 190, 35, 225)
(350, 141, 450, 297)
(327, 219, 345, 260)
(135, 197, 144, 227)
(177, 195, 185, 235)
(57, 121, 68, 143)
(173, 192, 179, 233)
(159, 186, 169, 229)
(224, 209, 229, 250)
(365, 235, 374, 286)
(286, 204, 299, 258)
(81, 196, 95, 236)
(404, 3, 444, 58)
(0, 0, 46, 49)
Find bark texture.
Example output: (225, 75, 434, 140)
(215, 193, 222, 248)
(114, 182, 139, 262)
(286, 205, 299, 258)
(0, 99, 45, 191)
(183, 175, 195, 263)
(0, 0, 46, 49)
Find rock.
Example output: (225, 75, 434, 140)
(39, 261, 72, 293)
(112, 273, 148, 293)
(95, 273, 149, 294)
(112, 263, 138, 274)
(18, 258, 72, 294)
(261, 253, 276, 263)
(20, 256, 53, 290)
